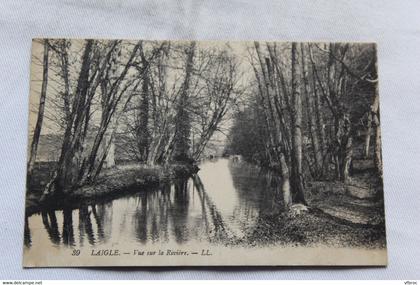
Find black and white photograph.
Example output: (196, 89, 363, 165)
(23, 39, 386, 267)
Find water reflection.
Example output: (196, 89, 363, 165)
(41, 211, 60, 244)
(79, 205, 95, 246)
(192, 174, 229, 240)
(62, 208, 74, 246)
(229, 162, 284, 217)
(25, 159, 283, 250)
(171, 179, 190, 243)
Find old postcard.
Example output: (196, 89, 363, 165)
(23, 39, 386, 267)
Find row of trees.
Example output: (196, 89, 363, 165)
(227, 42, 381, 208)
(28, 39, 242, 197)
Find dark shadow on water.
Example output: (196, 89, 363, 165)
(134, 191, 149, 244)
(62, 208, 75, 246)
(171, 178, 190, 244)
(41, 210, 61, 245)
(25, 159, 288, 249)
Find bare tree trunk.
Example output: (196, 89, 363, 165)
(372, 83, 382, 178)
(364, 113, 372, 158)
(137, 47, 151, 162)
(27, 39, 49, 181)
(300, 43, 322, 177)
(254, 42, 305, 207)
(43, 40, 94, 198)
(279, 152, 292, 209)
(137, 68, 150, 162)
(254, 43, 280, 142)
(254, 42, 290, 163)
(252, 62, 278, 166)
(80, 42, 142, 184)
(59, 40, 94, 190)
(252, 44, 293, 209)
(266, 43, 292, 154)
(364, 90, 380, 158)
(290, 42, 306, 204)
(334, 112, 353, 182)
(343, 136, 353, 182)
(312, 65, 326, 150)
(172, 41, 196, 162)
(149, 43, 170, 165)
(374, 115, 382, 178)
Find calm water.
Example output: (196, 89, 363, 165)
(24, 159, 284, 250)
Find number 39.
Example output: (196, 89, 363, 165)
(72, 249, 80, 256)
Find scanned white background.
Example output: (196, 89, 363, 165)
(0, 0, 419, 280)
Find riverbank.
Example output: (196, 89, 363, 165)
(24, 158, 386, 250)
(25, 162, 199, 215)
(238, 168, 386, 248)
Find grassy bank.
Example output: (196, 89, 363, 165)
(25, 162, 199, 215)
(71, 163, 198, 199)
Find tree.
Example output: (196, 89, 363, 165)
(290, 42, 306, 204)
(136, 44, 151, 163)
(45, 39, 95, 196)
(192, 48, 241, 160)
(172, 41, 196, 162)
(364, 50, 380, 163)
(42, 40, 144, 198)
(27, 39, 49, 181)
(309, 43, 353, 182)
(79, 41, 143, 183)
(229, 41, 379, 212)
(300, 43, 323, 178)
(251, 42, 307, 209)
(371, 83, 382, 178)
(253, 42, 291, 208)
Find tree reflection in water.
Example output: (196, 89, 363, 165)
(171, 178, 190, 243)
(41, 211, 60, 245)
(78, 205, 95, 246)
(130, 176, 230, 244)
(26, 159, 284, 249)
(62, 208, 74, 246)
(192, 174, 229, 241)
(229, 160, 284, 217)
(135, 191, 149, 243)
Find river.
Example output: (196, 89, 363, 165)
(24, 158, 285, 250)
